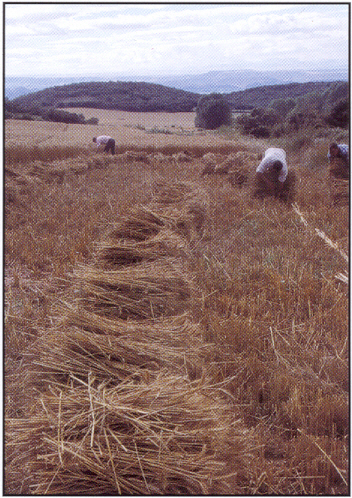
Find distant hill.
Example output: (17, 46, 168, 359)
(5, 76, 110, 100)
(8, 80, 348, 116)
(9, 81, 200, 113)
(5, 68, 348, 98)
(140, 69, 349, 94)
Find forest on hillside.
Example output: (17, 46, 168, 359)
(6, 81, 201, 114)
(224, 81, 347, 110)
(5, 80, 348, 136)
(233, 81, 349, 138)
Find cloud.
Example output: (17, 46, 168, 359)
(230, 10, 347, 36)
(5, 3, 349, 77)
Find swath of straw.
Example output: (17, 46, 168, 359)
(6, 181, 254, 495)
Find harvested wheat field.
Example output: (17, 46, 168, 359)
(5, 109, 242, 152)
(5, 114, 349, 495)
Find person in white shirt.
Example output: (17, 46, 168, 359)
(93, 135, 115, 155)
(254, 148, 288, 198)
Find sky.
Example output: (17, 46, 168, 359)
(4, 2, 350, 78)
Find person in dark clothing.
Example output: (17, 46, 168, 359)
(327, 143, 349, 206)
(328, 143, 349, 179)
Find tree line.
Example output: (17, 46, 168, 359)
(197, 81, 348, 135)
(5, 101, 99, 125)
(5, 80, 348, 133)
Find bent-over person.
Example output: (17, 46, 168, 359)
(93, 135, 116, 155)
(253, 148, 295, 202)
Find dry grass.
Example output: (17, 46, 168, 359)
(5, 115, 349, 495)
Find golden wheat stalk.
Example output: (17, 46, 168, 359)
(335, 271, 349, 284)
(292, 203, 349, 284)
(297, 429, 348, 486)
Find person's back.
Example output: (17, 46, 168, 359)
(256, 148, 288, 183)
(253, 147, 294, 201)
(264, 148, 286, 161)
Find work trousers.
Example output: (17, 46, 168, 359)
(104, 138, 115, 155)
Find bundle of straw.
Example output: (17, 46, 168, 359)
(149, 181, 209, 241)
(95, 229, 189, 268)
(75, 258, 192, 320)
(7, 374, 251, 495)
